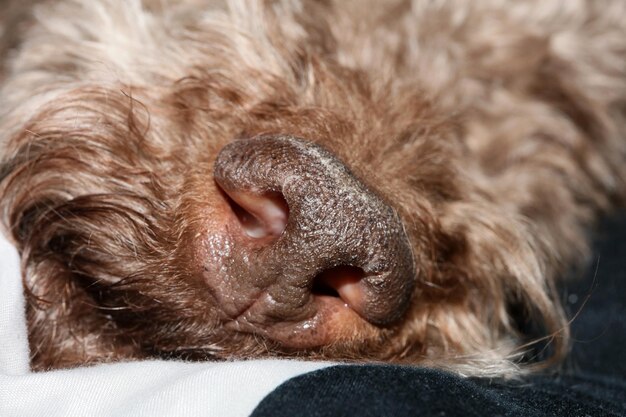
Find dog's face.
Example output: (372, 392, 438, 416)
(6, 0, 614, 374)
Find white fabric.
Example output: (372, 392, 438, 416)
(0, 232, 332, 416)
(0, 232, 29, 375)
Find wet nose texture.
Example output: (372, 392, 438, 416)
(212, 135, 416, 344)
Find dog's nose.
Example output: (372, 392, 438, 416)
(211, 135, 415, 347)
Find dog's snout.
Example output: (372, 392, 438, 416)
(211, 135, 416, 347)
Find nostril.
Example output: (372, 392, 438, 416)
(218, 184, 289, 239)
(313, 265, 366, 307)
(312, 274, 341, 298)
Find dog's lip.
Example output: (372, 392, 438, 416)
(224, 294, 375, 348)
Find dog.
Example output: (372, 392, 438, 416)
(1, 0, 625, 376)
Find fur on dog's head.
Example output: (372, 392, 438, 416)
(1, 0, 625, 376)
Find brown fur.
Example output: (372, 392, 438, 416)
(1, 0, 625, 376)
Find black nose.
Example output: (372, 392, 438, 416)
(213, 135, 416, 326)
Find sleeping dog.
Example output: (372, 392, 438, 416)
(1, 0, 625, 375)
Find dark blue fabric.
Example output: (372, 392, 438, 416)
(251, 215, 626, 417)
(566, 216, 626, 379)
(251, 366, 625, 417)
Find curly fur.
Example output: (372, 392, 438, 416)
(1, 0, 625, 377)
